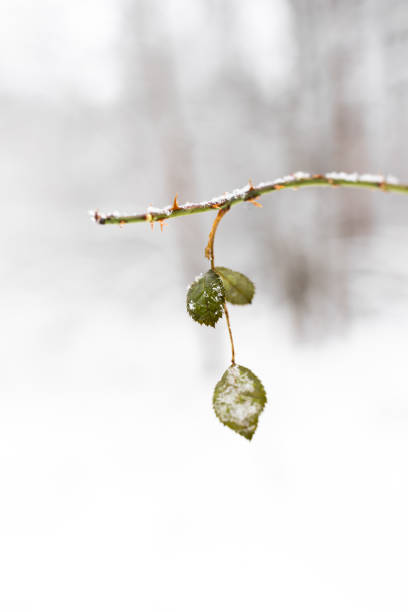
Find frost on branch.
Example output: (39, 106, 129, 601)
(186, 270, 225, 327)
(215, 267, 255, 305)
(213, 365, 267, 440)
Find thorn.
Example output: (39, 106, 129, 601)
(94, 210, 101, 223)
(119, 221, 126, 228)
(249, 198, 262, 208)
(146, 212, 154, 229)
(171, 194, 180, 211)
(159, 219, 167, 232)
(248, 178, 254, 190)
(379, 175, 387, 191)
(327, 179, 339, 187)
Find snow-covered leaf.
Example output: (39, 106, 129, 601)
(213, 364, 267, 440)
(186, 269, 225, 327)
(215, 267, 255, 305)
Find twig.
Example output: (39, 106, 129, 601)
(203, 207, 236, 364)
(90, 171, 406, 226)
(204, 207, 230, 270)
(223, 302, 236, 365)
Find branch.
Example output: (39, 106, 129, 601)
(90, 171, 407, 226)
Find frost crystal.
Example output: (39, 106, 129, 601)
(326, 171, 359, 182)
(147, 205, 173, 216)
(359, 173, 384, 183)
(293, 171, 311, 180)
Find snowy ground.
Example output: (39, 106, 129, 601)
(1, 230, 408, 610)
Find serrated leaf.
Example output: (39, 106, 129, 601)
(186, 269, 225, 327)
(214, 267, 255, 305)
(213, 364, 267, 440)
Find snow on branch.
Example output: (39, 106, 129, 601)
(90, 171, 407, 227)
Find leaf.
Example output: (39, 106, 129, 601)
(213, 364, 267, 440)
(186, 269, 225, 327)
(214, 267, 255, 305)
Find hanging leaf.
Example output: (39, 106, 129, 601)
(213, 364, 267, 440)
(186, 269, 225, 327)
(214, 267, 255, 305)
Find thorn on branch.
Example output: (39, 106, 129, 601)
(91, 172, 407, 227)
(244, 179, 262, 202)
(379, 176, 388, 191)
(146, 212, 154, 229)
(249, 199, 262, 208)
(171, 194, 180, 211)
(90, 210, 104, 224)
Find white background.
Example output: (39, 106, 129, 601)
(1, 1, 408, 610)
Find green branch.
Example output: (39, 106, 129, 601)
(90, 171, 407, 226)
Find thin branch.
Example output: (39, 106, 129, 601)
(203, 207, 236, 363)
(205, 207, 230, 270)
(90, 171, 407, 227)
(203, 207, 235, 363)
(223, 302, 236, 366)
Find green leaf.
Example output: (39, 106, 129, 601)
(186, 269, 225, 327)
(213, 364, 267, 440)
(214, 267, 255, 305)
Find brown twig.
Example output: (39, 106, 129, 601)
(204, 207, 230, 270)
(223, 302, 236, 365)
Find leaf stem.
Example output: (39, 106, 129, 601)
(205, 207, 230, 270)
(223, 302, 236, 366)
(203, 207, 236, 365)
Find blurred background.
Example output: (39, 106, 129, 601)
(1, 0, 408, 609)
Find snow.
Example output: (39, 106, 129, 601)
(326, 171, 359, 181)
(293, 171, 311, 180)
(213, 285, 224, 302)
(359, 173, 385, 183)
(214, 365, 259, 425)
(147, 205, 172, 216)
